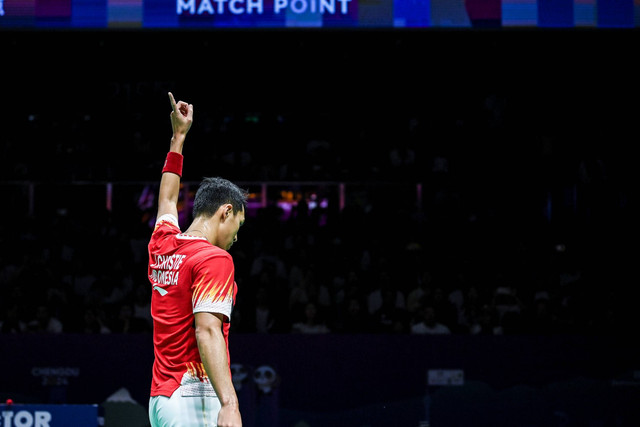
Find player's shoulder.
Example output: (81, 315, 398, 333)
(153, 214, 181, 234)
(185, 245, 233, 277)
(189, 243, 233, 266)
(198, 243, 232, 259)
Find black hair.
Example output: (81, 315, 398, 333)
(192, 177, 248, 219)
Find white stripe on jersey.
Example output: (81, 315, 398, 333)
(156, 213, 179, 227)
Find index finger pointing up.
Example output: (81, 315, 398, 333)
(168, 92, 177, 111)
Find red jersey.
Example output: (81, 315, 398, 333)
(148, 214, 237, 398)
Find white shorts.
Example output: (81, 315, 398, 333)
(149, 388, 222, 427)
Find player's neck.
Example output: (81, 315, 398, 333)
(185, 219, 212, 243)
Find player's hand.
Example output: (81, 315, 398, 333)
(217, 405, 242, 427)
(168, 92, 193, 138)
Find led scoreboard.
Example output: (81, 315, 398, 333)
(0, 0, 638, 28)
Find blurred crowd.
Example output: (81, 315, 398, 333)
(1, 87, 635, 337)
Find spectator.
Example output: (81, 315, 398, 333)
(81, 307, 111, 334)
(0, 304, 27, 334)
(110, 302, 151, 334)
(371, 285, 409, 334)
(291, 302, 330, 334)
(26, 305, 63, 334)
(405, 270, 433, 316)
(337, 295, 372, 334)
(492, 285, 524, 328)
(132, 283, 153, 330)
(367, 270, 406, 316)
(468, 304, 503, 335)
(410, 305, 451, 335)
(253, 286, 276, 334)
(289, 267, 331, 321)
(429, 285, 459, 332)
(522, 292, 558, 335)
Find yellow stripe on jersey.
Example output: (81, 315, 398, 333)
(197, 363, 208, 380)
(192, 271, 234, 307)
(187, 362, 196, 377)
(184, 362, 209, 382)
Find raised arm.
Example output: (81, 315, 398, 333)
(157, 92, 193, 222)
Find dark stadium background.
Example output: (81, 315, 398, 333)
(2, 26, 639, 427)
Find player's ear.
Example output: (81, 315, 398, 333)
(220, 204, 233, 220)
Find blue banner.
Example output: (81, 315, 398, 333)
(0, 0, 636, 28)
(0, 404, 98, 427)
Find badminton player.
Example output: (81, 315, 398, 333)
(147, 92, 247, 427)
